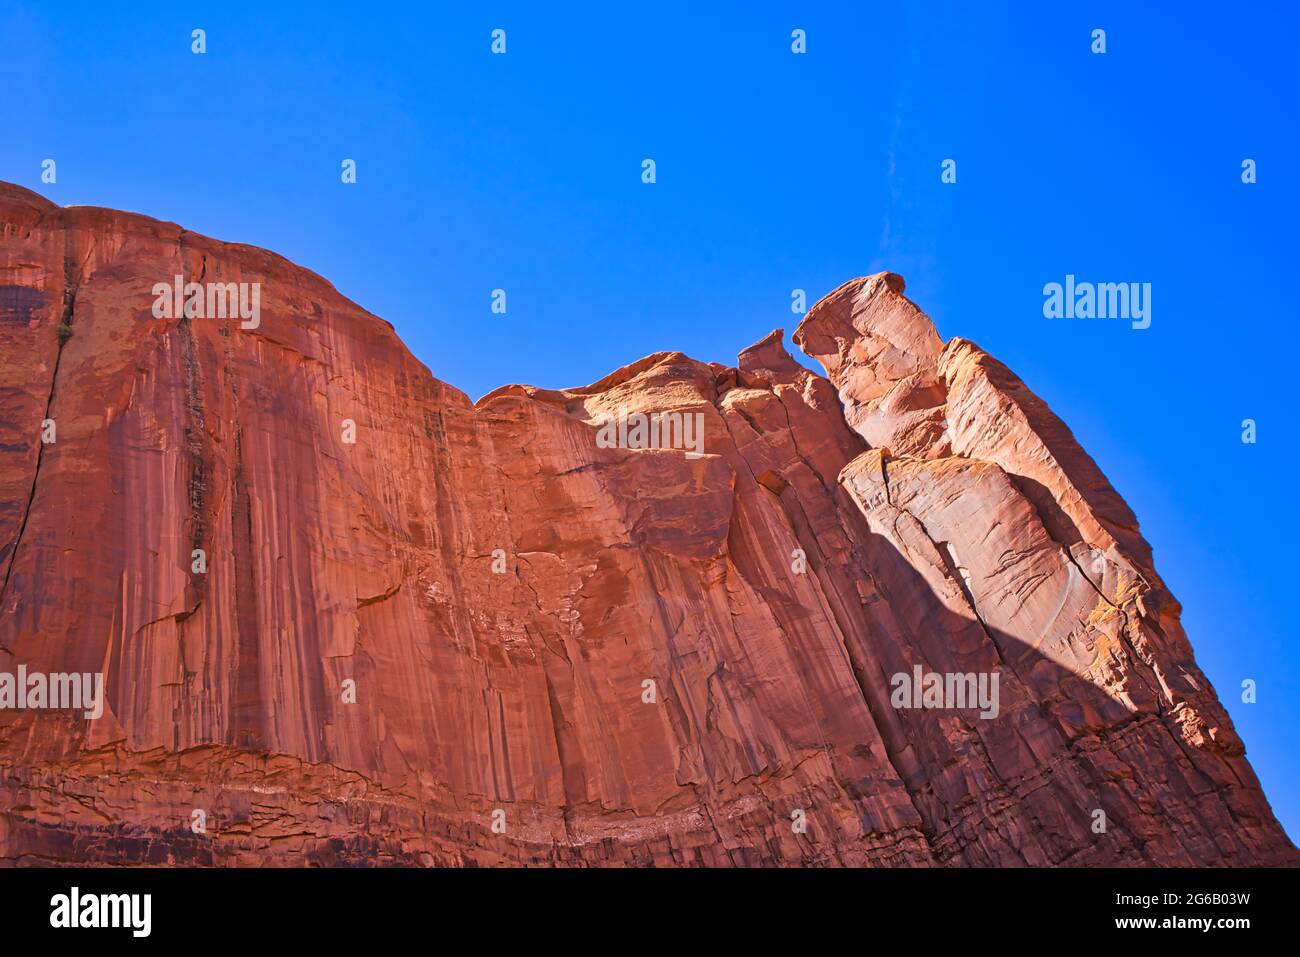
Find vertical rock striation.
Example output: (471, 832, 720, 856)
(0, 184, 1293, 866)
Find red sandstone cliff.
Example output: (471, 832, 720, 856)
(0, 182, 1293, 866)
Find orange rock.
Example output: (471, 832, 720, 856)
(0, 183, 1293, 866)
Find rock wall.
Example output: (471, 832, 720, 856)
(0, 183, 1293, 866)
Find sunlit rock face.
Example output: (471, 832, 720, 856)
(0, 183, 1293, 866)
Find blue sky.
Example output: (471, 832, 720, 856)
(3, 1, 1296, 842)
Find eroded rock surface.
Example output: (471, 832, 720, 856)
(0, 183, 1293, 866)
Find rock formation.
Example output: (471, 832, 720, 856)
(0, 182, 1293, 866)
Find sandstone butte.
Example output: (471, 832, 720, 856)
(0, 180, 1294, 868)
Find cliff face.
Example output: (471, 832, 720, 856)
(0, 182, 1292, 866)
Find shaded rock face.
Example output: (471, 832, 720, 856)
(0, 183, 1292, 868)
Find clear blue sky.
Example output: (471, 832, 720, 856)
(3, 1, 1296, 842)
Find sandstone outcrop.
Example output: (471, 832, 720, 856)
(0, 183, 1293, 866)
